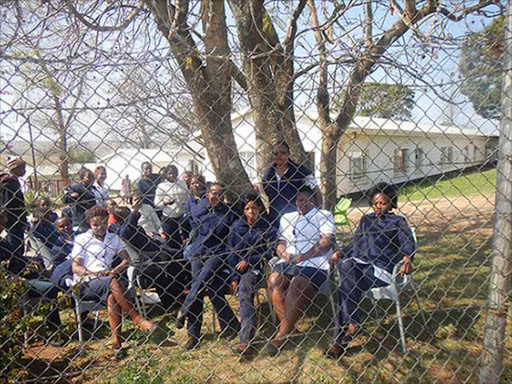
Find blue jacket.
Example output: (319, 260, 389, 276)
(136, 175, 160, 207)
(62, 183, 97, 229)
(343, 212, 416, 273)
(50, 236, 74, 268)
(0, 173, 26, 227)
(114, 211, 167, 253)
(32, 221, 61, 250)
(187, 198, 238, 258)
(262, 160, 312, 221)
(227, 217, 277, 273)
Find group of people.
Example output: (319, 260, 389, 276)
(0, 141, 416, 360)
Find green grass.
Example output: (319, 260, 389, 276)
(400, 168, 497, 201)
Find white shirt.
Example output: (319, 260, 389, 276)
(138, 203, 162, 234)
(71, 230, 126, 283)
(154, 179, 189, 218)
(93, 181, 109, 206)
(277, 207, 335, 270)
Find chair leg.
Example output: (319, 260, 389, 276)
(411, 282, 426, 324)
(267, 288, 276, 324)
(76, 309, 84, 344)
(371, 298, 381, 321)
(395, 299, 407, 354)
(211, 301, 217, 334)
(134, 276, 146, 317)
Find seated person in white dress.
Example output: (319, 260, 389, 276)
(267, 186, 335, 355)
(71, 206, 156, 358)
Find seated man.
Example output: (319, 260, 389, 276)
(50, 217, 76, 290)
(175, 182, 240, 350)
(267, 186, 335, 355)
(113, 205, 189, 310)
(0, 210, 64, 346)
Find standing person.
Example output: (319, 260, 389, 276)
(228, 195, 277, 356)
(93, 166, 109, 206)
(136, 162, 159, 207)
(62, 168, 97, 233)
(261, 141, 322, 227)
(325, 183, 416, 359)
(267, 186, 335, 355)
(0, 156, 28, 273)
(154, 165, 189, 250)
(120, 174, 131, 204)
(182, 174, 208, 245)
(71, 206, 156, 358)
(181, 171, 193, 190)
(175, 182, 240, 350)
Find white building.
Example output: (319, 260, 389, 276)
(198, 109, 498, 195)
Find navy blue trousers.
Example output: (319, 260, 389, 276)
(332, 259, 387, 346)
(180, 256, 239, 339)
(237, 272, 263, 344)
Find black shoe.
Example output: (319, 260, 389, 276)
(232, 343, 256, 357)
(185, 337, 200, 351)
(266, 340, 285, 357)
(175, 313, 185, 330)
(113, 347, 127, 360)
(325, 344, 345, 360)
(219, 329, 238, 341)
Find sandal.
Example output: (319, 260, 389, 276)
(113, 347, 127, 360)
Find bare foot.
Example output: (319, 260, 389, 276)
(137, 319, 156, 332)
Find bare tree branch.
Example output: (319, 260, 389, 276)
(64, 0, 143, 32)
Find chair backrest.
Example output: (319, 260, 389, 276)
(28, 234, 54, 271)
(334, 197, 352, 226)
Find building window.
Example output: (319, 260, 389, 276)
(188, 160, 200, 174)
(414, 147, 424, 169)
(239, 151, 256, 179)
(348, 152, 367, 181)
(440, 146, 454, 164)
(394, 148, 409, 174)
(463, 145, 470, 162)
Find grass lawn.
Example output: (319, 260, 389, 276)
(399, 168, 497, 201)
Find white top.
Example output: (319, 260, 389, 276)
(71, 230, 126, 283)
(93, 181, 109, 206)
(138, 203, 162, 234)
(277, 207, 335, 270)
(154, 179, 189, 218)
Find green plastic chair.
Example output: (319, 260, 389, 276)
(334, 197, 352, 226)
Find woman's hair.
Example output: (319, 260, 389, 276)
(244, 193, 265, 210)
(368, 182, 398, 209)
(273, 141, 290, 152)
(38, 197, 52, 207)
(141, 161, 152, 171)
(85, 206, 109, 222)
(33, 207, 48, 220)
(113, 206, 131, 223)
(94, 165, 106, 174)
(78, 167, 93, 181)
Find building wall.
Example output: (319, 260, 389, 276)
(337, 132, 498, 195)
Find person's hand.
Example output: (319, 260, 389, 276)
(160, 231, 168, 239)
(71, 192, 79, 198)
(132, 195, 142, 212)
(235, 260, 249, 273)
(400, 256, 413, 275)
(329, 252, 341, 268)
(30, 217, 39, 224)
(230, 280, 239, 295)
(163, 197, 175, 206)
(148, 231, 155, 238)
(280, 251, 294, 261)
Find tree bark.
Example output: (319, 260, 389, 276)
(53, 94, 69, 181)
(144, 0, 252, 198)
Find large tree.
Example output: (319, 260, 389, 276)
(460, 15, 504, 120)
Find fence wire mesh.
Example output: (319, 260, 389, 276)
(0, 0, 510, 383)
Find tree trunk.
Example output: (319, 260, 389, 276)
(144, 0, 252, 198)
(53, 94, 69, 181)
(319, 128, 339, 209)
(480, 1, 512, 382)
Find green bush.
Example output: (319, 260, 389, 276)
(0, 266, 28, 381)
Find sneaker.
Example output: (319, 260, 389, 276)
(232, 342, 256, 357)
(185, 337, 200, 351)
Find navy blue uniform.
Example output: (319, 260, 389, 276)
(136, 175, 159, 207)
(227, 217, 277, 343)
(180, 198, 240, 339)
(62, 183, 97, 232)
(262, 160, 313, 226)
(332, 212, 415, 346)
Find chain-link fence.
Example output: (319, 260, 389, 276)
(0, 1, 510, 383)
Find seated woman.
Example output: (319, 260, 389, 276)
(267, 186, 335, 355)
(175, 182, 240, 350)
(63, 168, 97, 233)
(228, 195, 277, 356)
(70, 206, 156, 358)
(325, 182, 416, 359)
(31, 207, 60, 251)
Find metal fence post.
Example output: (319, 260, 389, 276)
(480, 1, 512, 382)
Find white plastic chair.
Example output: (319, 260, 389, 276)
(362, 227, 425, 353)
